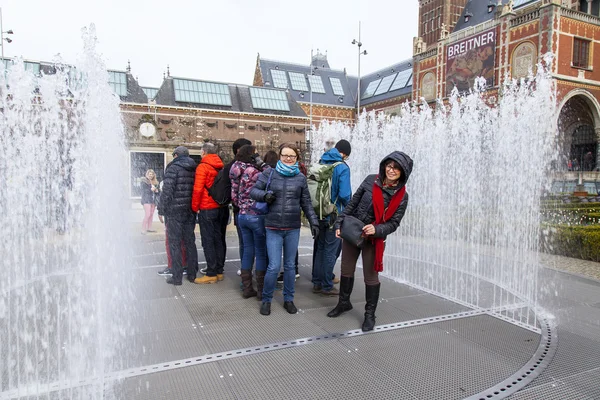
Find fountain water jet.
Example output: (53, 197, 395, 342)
(0, 26, 134, 399)
(312, 66, 558, 331)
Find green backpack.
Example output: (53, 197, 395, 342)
(307, 162, 343, 220)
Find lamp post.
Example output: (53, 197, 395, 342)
(0, 8, 14, 61)
(352, 21, 367, 117)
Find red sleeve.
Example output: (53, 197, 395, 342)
(192, 165, 206, 212)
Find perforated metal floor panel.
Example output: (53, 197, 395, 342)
(7, 236, 599, 400)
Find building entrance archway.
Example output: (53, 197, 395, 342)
(558, 91, 599, 172)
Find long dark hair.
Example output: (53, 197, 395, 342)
(235, 144, 256, 163)
(263, 150, 278, 168)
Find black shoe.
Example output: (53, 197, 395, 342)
(283, 301, 297, 314)
(277, 273, 284, 283)
(187, 275, 196, 283)
(166, 277, 182, 286)
(157, 267, 172, 276)
(183, 269, 188, 275)
(260, 302, 271, 316)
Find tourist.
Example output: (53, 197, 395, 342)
(251, 143, 319, 315)
(198, 138, 251, 277)
(311, 140, 352, 296)
(156, 180, 188, 277)
(140, 169, 160, 234)
(192, 143, 228, 284)
(230, 144, 269, 299)
(157, 146, 199, 285)
(328, 151, 413, 332)
(583, 151, 594, 171)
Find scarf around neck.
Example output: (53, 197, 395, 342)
(372, 177, 406, 273)
(276, 160, 300, 177)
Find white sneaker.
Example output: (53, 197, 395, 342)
(237, 269, 241, 276)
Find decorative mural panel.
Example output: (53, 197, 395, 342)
(512, 42, 537, 80)
(421, 72, 436, 101)
(446, 28, 497, 96)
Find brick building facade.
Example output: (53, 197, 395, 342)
(413, 0, 600, 191)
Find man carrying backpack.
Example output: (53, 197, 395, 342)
(309, 139, 352, 295)
(192, 143, 227, 284)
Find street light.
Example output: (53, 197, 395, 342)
(352, 21, 367, 117)
(0, 8, 15, 60)
(306, 50, 319, 153)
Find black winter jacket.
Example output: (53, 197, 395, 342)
(140, 179, 159, 205)
(334, 151, 413, 239)
(250, 168, 319, 230)
(157, 155, 197, 216)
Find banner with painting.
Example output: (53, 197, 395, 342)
(446, 28, 496, 97)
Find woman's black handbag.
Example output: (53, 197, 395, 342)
(340, 215, 366, 248)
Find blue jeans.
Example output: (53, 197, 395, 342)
(234, 210, 244, 261)
(312, 220, 341, 291)
(238, 214, 267, 272)
(263, 228, 300, 303)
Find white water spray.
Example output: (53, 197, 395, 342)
(313, 66, 558, 330)
(0, 26, 133, 399)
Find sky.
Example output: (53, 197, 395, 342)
(0, 0, 419, 88)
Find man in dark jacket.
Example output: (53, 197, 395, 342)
(158, 146, 199, 285)
(312, 140, 352, 296)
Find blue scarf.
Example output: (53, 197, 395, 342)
(276, 160, 300, 177)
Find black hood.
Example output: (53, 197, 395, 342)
(172, 155, 197, 172)
(378, 151, 413, 188)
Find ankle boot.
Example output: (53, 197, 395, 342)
(241, 270, 257, 299)
(255, 270, 266, 301)
(327, 276, 354, 318)
(362, 283, 380, 332)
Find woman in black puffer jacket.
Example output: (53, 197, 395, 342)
(251, 143, 319, 316)
(329, 151, 413, 332)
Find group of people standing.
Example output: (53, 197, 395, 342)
(153, 138, 413, 332)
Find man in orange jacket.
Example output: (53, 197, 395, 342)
(192, 143, 228, 284)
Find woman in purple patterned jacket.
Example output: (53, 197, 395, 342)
(229, 144, 269, 299)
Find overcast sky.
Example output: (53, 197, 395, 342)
(1, 0, 418, 88)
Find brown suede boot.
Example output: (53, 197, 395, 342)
(255, 270, 266, 301)
(241, 270, 257, 299)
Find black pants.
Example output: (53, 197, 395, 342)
(166, 212, 198, 282)
(199, 207, 229, 276)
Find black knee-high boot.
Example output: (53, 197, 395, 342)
(362, 283, 380, 331)
(327, 276, 354, 317)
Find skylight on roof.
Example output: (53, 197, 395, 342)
(24, 62, 40, 76)
(374, 73, 397, 96)
(142, 87, 158, 100)
(249, 87, 290, 111)
(288, 72, 309, 91)
(329, 77, 345, 96)
(308, 75, 326, 94)
(108, 71, 128, 97)
(513, 0, 536, 7)
(389, 70, 412, 92)
(270, 69, 289, 89)
(173, 79, 232, 106)
(361, 79, 381, 99)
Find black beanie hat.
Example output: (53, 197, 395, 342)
(335, 139, 351, 156)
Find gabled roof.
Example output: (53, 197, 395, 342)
(359, 59, 413, 107)
(153, 77, 307, 118)
(257, 57, 357, 109)
(108, 69, 149, 103)
(453, 0, 514, 33)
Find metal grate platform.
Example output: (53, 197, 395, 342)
(6, 234, 598, 400)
